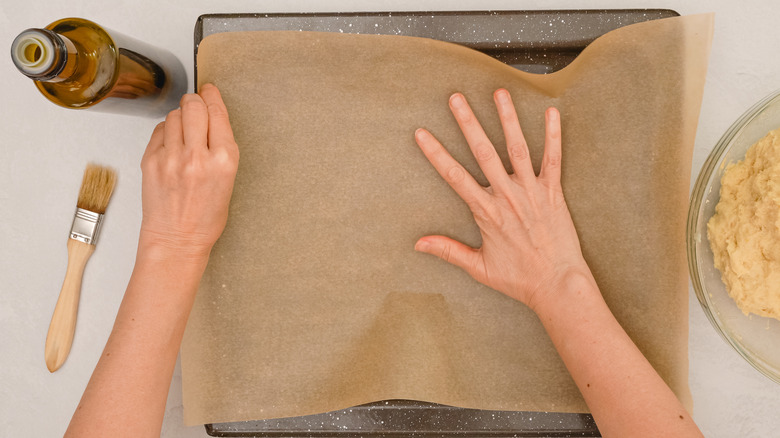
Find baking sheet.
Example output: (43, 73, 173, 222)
(195, 11, 675, 436)
(183, 13, 713, 426)
(193, 10, 680, 77)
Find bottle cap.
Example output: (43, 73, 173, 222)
(11, 29, 66, 80)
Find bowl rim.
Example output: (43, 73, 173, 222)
(687, 88, 780, 385)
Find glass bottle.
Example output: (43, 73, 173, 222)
(10, 17, 186, 118)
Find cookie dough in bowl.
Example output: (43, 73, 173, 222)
(708, 127, 780, 321)
(688, 87, 780, 384)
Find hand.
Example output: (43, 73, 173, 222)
(139, 83, 239, 260)
(414, 89, 591, 311)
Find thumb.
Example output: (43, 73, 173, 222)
(415, 235, 481, 276)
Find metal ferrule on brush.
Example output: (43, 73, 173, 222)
(69, 208, 104, 245)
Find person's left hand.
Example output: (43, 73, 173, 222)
(139, 83, 239, 261)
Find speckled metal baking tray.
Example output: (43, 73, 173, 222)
(194, 9, 678, 437)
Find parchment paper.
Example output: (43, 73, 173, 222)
(183, 14, 713, 425)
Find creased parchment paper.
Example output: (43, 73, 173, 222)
(183, 14, 713, 425)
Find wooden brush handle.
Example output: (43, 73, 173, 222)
(45, 238, 95, 372)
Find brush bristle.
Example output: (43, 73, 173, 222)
(76, 164, 117, 214)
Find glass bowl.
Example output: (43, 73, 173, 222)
(688, 89, 780, 383)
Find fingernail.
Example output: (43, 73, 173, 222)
(547, 107, 558, 121)
(415, 239, 430, 252)
(496, 89, 510, 103)
(450, 93, 465, 108)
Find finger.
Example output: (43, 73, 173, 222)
(538, 107, 562, 186)
(415, 128, 489, 210)
(163, 108, 183, 148)
(449, 93, 510, 189)
(180, 93, 209, 150)
(141, 121, 166, 165)
(415, 235, 482, 277)
(199, 83, 238, 153)
(148, 121, 166, 149)
(493, 89, 535, 186)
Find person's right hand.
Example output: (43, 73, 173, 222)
(414, 89, 594, 311)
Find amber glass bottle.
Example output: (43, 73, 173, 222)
(11, 18, 186, 117)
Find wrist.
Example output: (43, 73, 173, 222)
(137, 229, 212, 268)
(530, 267, 602, 319)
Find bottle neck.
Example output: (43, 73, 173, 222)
(11, 28, 78, 82)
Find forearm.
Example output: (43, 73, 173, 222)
(535, 271, 702, 438)
(65, 242, 207, 438)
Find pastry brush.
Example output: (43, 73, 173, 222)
(45, 163, 117, 372)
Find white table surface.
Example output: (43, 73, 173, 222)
(2, 1, 779, 436)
